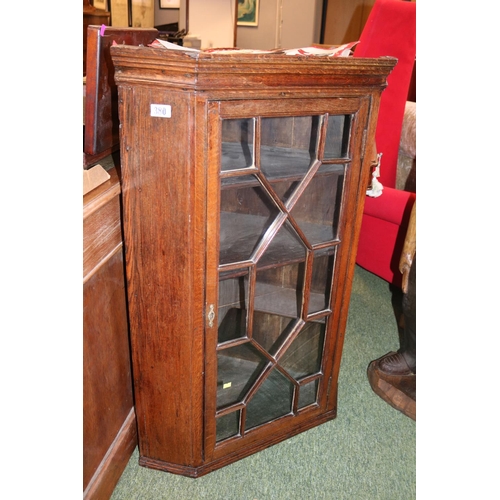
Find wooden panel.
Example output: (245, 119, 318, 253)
(83, 409, 137, 500)
(84, 26, 158, 166)
(83, 2, 110, 77)
(83, 249, 134, 489)
(83, 169, 122, 282)
(83, 166, 137, 498)
(119, 86, 206, 467)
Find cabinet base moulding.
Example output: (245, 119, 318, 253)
(138, 408, 337, 478)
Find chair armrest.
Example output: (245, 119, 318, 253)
(363, 187, 416, 225)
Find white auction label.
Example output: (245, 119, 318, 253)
(150, 104, 172, 118)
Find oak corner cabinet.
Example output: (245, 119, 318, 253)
(110, 46, 396, 478)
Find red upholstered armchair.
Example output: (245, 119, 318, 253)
(354, 0, 416, 288)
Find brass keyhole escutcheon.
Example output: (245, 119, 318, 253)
(207, 304, 215, 328)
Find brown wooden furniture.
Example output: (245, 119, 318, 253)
(84, 25, 158, 168)
(83, 0, 110, 77)
(83, 25, 162, 500)
(110, 46, 396, 477)
(83, 166, 137, 499)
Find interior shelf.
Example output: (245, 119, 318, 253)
(221, 143, 346, 187)
(219, 211, 337, 267)
(253, 282, 329, 321)
(217, 282, 329, 330)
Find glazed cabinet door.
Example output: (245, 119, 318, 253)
(204, 97, 371, 463)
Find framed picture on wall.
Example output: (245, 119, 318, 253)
(160, 0, 180, 8)
(237, 0, 259, 27)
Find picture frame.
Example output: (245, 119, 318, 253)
(237, 0, 259, 27)
(159, 0, 180, 8)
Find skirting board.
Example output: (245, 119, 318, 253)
(84, 408, 137, 500)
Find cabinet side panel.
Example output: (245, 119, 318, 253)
(119, 86, 204, 466)
(309, 96, 377, 416)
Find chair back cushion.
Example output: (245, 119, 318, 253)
(354, 0, 416, 188)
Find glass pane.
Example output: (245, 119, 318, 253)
(255, 220, 307, 270)
(289, 170, 344, 245)
(218, 270, 250, 344)
(215, 111, 344, 439)
(298, 379, 319, 409)
(271, 179, 301, 206)
(308, 249, 336, 315)
(323, 114, 350, 159)
(216, 411, 240, 442)
(251, 310, 297, 356)
(221, 118, 255, 171)
(254, 261, 305, 321)
(260, 116, 321, 181)
(279, 322, 325, 379)
(217, 343, 268, 410)
(245, 368, 294, 430)
(219, 177, 281, 265)
(218, 308, 247, 345)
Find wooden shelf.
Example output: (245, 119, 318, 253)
(254, 282, 329, 320)
(221, 143, 346, 186)
(217, 282, 330, 324)
(219, 211, 338, 267)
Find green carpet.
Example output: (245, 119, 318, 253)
(110, 265, 416, 500)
